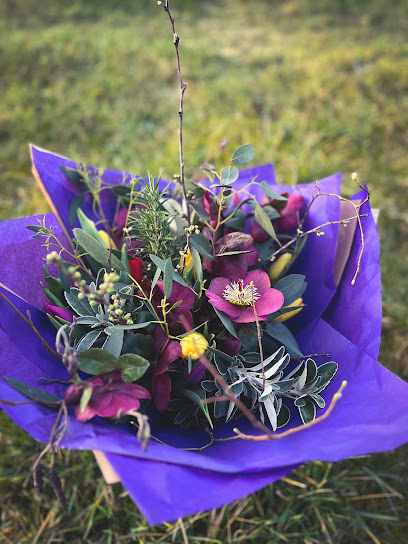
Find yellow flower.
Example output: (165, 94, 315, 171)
(98, 230, 117, 250)
(274, 297, 304, 322)
(268, 253, 292, 282)
(180, 332, 208, 360)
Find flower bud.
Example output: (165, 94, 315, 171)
(274, 297, 304, 322)
(180, 332, 208, 360)
(268, 253, 292, 282)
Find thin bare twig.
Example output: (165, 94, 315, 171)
(0, 290, 61, 359)
(162, 1, 191, 224)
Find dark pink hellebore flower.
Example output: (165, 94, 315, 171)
(64, 371, 150, 422)
(206, 269, 284, 323)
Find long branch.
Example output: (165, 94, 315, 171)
(162, 1, 191, 224)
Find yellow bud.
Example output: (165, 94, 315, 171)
(98, 230, 117, 250)
(180, 249, 195, 272)
(268, 253, 292, 282)
(180, 332, 208, 360)
(274, 297, 304, 323)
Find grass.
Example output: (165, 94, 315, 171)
(0, 0, 407, 541)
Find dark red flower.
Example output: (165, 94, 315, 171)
(64, 371, 150, 422)
(129, 257, 144, 284)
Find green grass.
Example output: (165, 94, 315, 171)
(1, 0, 408, 542)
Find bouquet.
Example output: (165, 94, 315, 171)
(1, 1, 408, 525)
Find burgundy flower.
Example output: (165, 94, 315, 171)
(129, 257, 144, 284)
(151, 326, 182, 411)
(203, 232, 258, 281)
(206, 269, 284, 323)
(278, 193, 305, 230)
(153, 281, 195, 334)
(44, 302, 73, 323)
(64, 371, 150, 422)
(185, 363, 206, 383)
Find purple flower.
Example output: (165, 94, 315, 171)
(152, 280, 195, 334)
(44, 302, 73, 323)
(151, 326, 182, 412)
(206, 269, 284, 323)
(64, 371, 150, 422)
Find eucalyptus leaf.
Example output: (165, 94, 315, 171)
(149, 254, 188, 287)
(259, 182, 288, 201)
(189, 233, 215, 261)
(265, 322, 303, 357)
(189, 201, 211, 222)
(163, 258, 174, 299)
(232, 144, 255, 166)
(190, 245, 203, 283)
(73, 228, 126, 272)
(221, 165, 239, 185)
(4, 377, 61, 403)
(254, 203, 279, 244)
(273, 274, 306, 305)
(213, 307, 238, 338)
(77, 208, 107, 246)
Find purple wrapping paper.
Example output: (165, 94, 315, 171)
(1, 147, 408, 524)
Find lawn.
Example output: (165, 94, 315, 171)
(0, 0, 407, 542)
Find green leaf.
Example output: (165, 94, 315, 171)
(60, 165, 86, 188)
(277, 404, 291, 428)
(77, 208, 107, 246)
(117, 354, 150, 382)
(65, 288, 96, 316)
(189, 245, 203, 283)
(73, 228, 126, 272)
(273, 274, 306, 306)
(79, 348, 118, 375)
(103, 328, 124, 357)
(254, 203, 279, 244)
(190, 233, 215, 261)
(298, 398, 316, 424)
(163, 258, 174, 299)
(315, 362, 338, 393)
(232, 144, 255, 166)
(188, 202, 211, 222)
(41, 284, 66, 309)
(122, 333, 154, 359)
(43, 267, 66, 302)
(4, 377, 61, 403)
(177, 388, 213, 429)
(149, 254, 188, 287)
(68, 194, 85, 227)
(47, 313, 72, 331)
(76, 330, 102, 351)
(120, 245, 133, 285)
(259, 182, 288, 201)
(80, 386, 93, 413)
(265, 321, 303, 357)
(225, 209, 246, 230)
(213, 307, 238, 338)
(221, 165, 239, 185)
